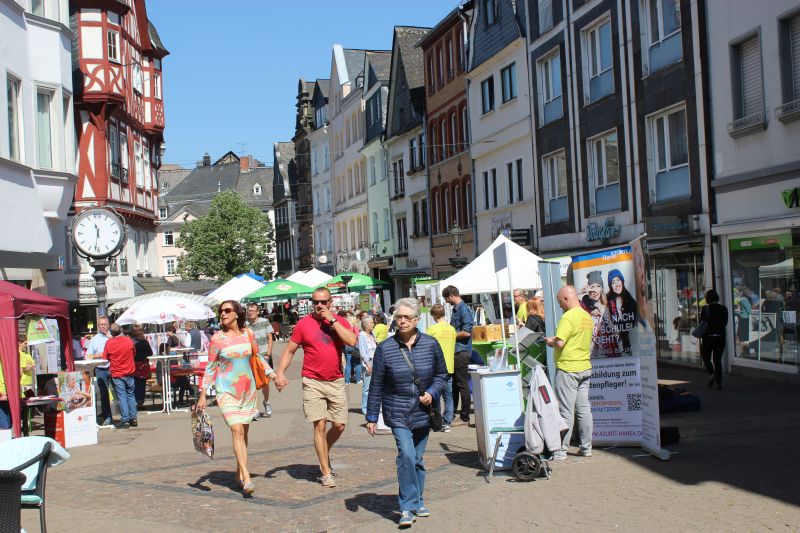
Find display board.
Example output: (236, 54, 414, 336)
(471, 369, 525, 471)
(46, 371, 97, 448)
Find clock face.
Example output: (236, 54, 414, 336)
(73, 209, 124, 258)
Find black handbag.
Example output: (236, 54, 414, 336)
(691, 321, 708, 339)
(398, 345, 443, 432)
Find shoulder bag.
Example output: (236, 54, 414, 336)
(398, 344, 443, 432)
(246, 328, 269, 390)
(691, 306, 709, 339)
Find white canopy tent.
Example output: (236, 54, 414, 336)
(109, 290, 218, 313)
(115, 296, 215, 325)
(287, 268, 333, 288)
(439, 234, 543, 295)
(207, 274, 265, 303)
(758, 258, 795, 279)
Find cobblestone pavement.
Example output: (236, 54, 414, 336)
(24, 344, 800, 532)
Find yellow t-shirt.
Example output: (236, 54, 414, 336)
(426, 321, 457, 374)
(0, 359, 5, 396)
(20, 350, 35, 388)
(554, 306, 593, 373)
(373, 323, 389, 343)
(516, 304, 528, 324)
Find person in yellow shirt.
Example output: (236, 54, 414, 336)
(0, 357, 10, 429)
(19, 334, 36, 394)
(426, 304, 457, 432)
(545, 285, 594, 460)
(373, 314, 389, 343)
(514, 289, 528, 327)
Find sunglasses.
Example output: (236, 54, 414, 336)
(219, 307, 235, 314)
(395, 314, 418, 322)
(311, 299, 330, 305)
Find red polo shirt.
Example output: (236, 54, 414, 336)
(102, 335, 136, 378)
(290, 315, 353, 381)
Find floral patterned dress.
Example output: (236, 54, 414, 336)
(203, 330, 260, 426)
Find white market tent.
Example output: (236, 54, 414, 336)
(287, 268, 333, 288)
(207, 274, 265, 303)
(758, 258, 795, 279)
(115, 296, 215, 325)
(439, 234, 543, 295)
(109, 290, 219, 313)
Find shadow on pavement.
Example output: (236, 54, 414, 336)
(263, 463, 321, 483)
(344, 492, 397, 522)
(616, 365, 800, 508)
(187, 470, 241, 493)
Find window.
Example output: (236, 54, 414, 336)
(446, 39, 454, 78)
(315, 105, 327, 127)
(134, 141, 143, 188)
(453, 183, 462, 226)
(159, 207, 167, 219)
(450, 114, 457, 155)
(7, 77, 21, 161)
(501, 63, 517, 103)
(108, 11, 120, 25)
(412, 202, 420, 236)
(431, 190, 439, 234)
(437, 47, 444, 86)
(457, 29, 466, 71)
(373, 212, 379, 242)
(583, 19, 614, 103)
(642, 0, 682, 73)
(153, 74, 162, 99)
(107, 29, 120, 62)
(396, 217, 408, 252)
(392, 158, 405, 195)
(427, 54, 435, 94)
(383, 208, 391, 241)
(409, 138, 418, 169)
(32, 0, 44, 16)
(109, 121, 120, 176)
(143, 139, 151, 190)
(506, 159, 523, 204)
(119, 126, 128, 181)
(464, 179, 473, 226)
(440, 120, 447, 160)
(732, 36, 764, 120)
(253, 184, 262, 195)
(369, 156, 376, 185)
(462, 107, 469, 146)
(419, 133, 426, 166)
(539, 52, 563, 124)
(543, 151, 568, 223)
(324, 145, 330, 170)
(588, 131, 620, 214)
(442, 186, 450, 229)
(648, 106, 689, 202)
(35, 90, 53, 169)
(429, 127, 437, 164)
(486, 0, 497, 25)
(163, 231, 174, 246)
(132, 63, 143, 94)
(481, 76, 495, 114)
(538, 0, 554, 34)
(421, 198, 429, 235)
(779, 13, 800, 120)
(483, 169, 498, 210)
(165, 257, 176, 276)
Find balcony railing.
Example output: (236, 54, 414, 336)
(776, 99, 800, 123)
(727, 112, 766, 138)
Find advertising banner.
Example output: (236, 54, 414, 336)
(589, 356, 642, 444)
(58, 371, 97, 448)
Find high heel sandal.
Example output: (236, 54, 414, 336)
(242, 480, 255, 496)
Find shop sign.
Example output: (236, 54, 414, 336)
(585, 217, 621, 244)
(782, 187, 800, 208)
(645, 216, 692, 239)
(491, 213, 512, 238)
(502, 228, 531, 247)
(729, 233, 792, 251)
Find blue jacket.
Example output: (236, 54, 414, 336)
(450, 300, 473, 354)
(366, 331, 448, 430)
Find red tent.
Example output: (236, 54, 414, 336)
(0, 281, 74, 437)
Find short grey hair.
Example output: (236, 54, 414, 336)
(393, 297, 419, 318)
(361, 316, 374, 329)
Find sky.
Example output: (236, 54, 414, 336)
(147, 1, 461, 169)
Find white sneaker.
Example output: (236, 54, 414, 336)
(264, 401, 272, 418)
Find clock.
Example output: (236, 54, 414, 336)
(71, 208, 127, 259)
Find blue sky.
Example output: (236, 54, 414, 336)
(147, 1, 459, 168)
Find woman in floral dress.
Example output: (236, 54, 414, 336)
(197, 300, 275, 496)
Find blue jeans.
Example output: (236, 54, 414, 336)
(344, 348, 362, 383)
(361, 373, 371, 414)
(0, 401, 11, 429)
(111, 376, 137, 422)
(441, 374, 454, 424)
(94, 367, 113, 422)
(391, 426, 430, 512)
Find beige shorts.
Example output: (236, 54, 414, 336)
(301, 377, 348, 424)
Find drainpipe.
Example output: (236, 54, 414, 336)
(459, 5, 478, 257)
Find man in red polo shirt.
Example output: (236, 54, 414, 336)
(101, 323, 137, 429)
(274, 287, 357, 488)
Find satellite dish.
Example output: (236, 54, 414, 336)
(317, 255, 328, 264)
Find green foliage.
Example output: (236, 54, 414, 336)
(176, 190, 274, 281)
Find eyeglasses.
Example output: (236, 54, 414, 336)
(311, 299, 330, 305)
(219, 308, 235, 314)
(395, 314, 418, 322)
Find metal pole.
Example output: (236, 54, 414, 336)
(91, 259, 111, 319)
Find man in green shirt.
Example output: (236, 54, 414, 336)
(426, 304, 456, 431)
(545, 285, 594, 460)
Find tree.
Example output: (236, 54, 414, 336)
(176, 190, 275, 281)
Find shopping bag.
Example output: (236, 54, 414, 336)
(191, 406, 214, 459)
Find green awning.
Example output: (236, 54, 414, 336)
(241, 278, 314, 303)
(315, 271, 390, 295)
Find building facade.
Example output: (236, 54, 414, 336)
(707, 0, 800, 375)
(468, 0, 535, 253)
(68, 0, 168, 314)
(293, 78, 315, 270)
(360, 51, 394, 286)
(273, 142, 297, 277)
(419, 4, 475, 279)
(384, 26, 432, 298)
(2, 0, 78, 296)
(309, 79, 335, 275)
(525, 0, 710, 365)
(330, 45, 370, 275)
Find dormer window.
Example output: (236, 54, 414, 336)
(253, 184, 262, 195)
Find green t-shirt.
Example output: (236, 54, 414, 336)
(516, 304, 528, 324)
(554, 306, 593, 373)
(427, 321, 457, 374)
(20, 351, 35, 388)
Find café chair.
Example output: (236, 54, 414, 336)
(0, 470, 25, 533)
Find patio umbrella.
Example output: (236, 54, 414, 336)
(115, 296, 215, 325)
(316, 272, 390, 295)
(241, 278, 314, 303)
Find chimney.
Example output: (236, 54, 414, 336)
(240, 155, 251, 173)
(203, 152, 211, 166)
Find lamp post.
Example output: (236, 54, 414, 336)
(448, 223, 468, 270)
(339, 251, 353, 309)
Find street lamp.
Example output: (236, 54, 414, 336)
(338, 251, 353, 308)
(448, 223, 468, 270)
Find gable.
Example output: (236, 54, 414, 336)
(471, 0, 526, 71)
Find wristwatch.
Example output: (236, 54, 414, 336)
(330, 317, 339, 325)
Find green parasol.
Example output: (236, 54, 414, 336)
(241, 278, 314, 303)
(315, 271, 390, 295)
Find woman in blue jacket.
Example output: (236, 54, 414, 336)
(366, 298, 448, 528)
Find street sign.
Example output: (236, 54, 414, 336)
(507, 228, 531, 246)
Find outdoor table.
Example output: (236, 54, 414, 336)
(147, 355, 189, 415)
(21, 397, 59, 436)
(74, 359, 110, 429)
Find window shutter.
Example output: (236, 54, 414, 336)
(739, 36, 763, 117)
(791, 14, 800, 100)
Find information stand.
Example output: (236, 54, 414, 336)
(470, 369, 525, 471)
